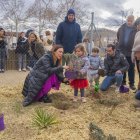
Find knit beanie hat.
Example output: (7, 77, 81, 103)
(0, 27, 4, 31)
(67, 9, 75, 16)
(25, 29, 34, 38)
(134, 17, 140, 27)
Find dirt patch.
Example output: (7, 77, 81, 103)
(0, 71, 140, 140)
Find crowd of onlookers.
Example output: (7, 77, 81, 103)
(1, 9, 140, 107)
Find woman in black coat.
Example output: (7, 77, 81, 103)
(22, 44, 69, 107)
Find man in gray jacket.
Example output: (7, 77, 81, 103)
(117, 15, 137, 90)
(100, 44, 129, 92)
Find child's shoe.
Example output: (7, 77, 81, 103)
(22, 68, 26, 72)
(81, 97, 86, 103)
(73, 96, 78, 102)
(19, 68, 21, 72)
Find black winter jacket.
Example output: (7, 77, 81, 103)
(22, 52, 64, 105)
(117, 23, 137, 56)
(15, 37, 29, 54)
(0, 38, 7, 49)
(104, 50, 129, 76)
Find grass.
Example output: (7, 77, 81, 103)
(32, 108, 59, 129)
(13, 102, 22, 115)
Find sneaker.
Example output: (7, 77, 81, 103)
(27, 66, 32, 71)
(18, 68, 21, 72)
(129, 85, 136, 90)
(22, 68, 26, 72)
(1, 69, 4, 73)
(110, 84, 116, 88)
(73, 96, 78, 102)
(81, 97, 86, 103)
(115, 87, 120, 93)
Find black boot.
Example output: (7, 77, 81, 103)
(22, 97, 32, 107)
(42, 95, 52, 103)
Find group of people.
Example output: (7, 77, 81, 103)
(0, 8, 140, 107)
(0, 27, 55, 73)
(22, 9, 140, 107)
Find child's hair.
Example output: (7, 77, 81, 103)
(83, 38, 89, 42)
(74, 43, 87, 55)
(92, 47, 99, 53)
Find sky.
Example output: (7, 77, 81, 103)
(84, 0, 140, 29)
(1, 0, 140, 31)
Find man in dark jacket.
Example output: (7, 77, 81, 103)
(117, 15, 137, 90)
(56, 9, 82, 64)
(100, 44, 129, 92)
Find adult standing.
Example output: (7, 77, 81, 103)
(132, 18, 140, 92)
(0, 28, 7, 73)
(15, 32, 28, 72)
(117, 15, 137, 90)
(26, 32, 45, 70)
(132, 28, 140, 107)
(56, 9, 82, 64)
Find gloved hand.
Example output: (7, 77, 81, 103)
(98, 69, 105, 77)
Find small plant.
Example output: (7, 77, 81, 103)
(32, 108, 59, 129)
(89, 122, 105, 140)
(89, 122, 117, 140)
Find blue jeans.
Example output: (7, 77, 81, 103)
(135, 90, 140, 100)
(18, 53, 26, 69)
(100, 73, 123, 91)
(0, 48, 6, 70)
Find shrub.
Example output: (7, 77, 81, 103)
(32, 108, 59, 129)
(89, 122, 117, 140)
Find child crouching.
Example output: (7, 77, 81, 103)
(87, 47, 104, 88)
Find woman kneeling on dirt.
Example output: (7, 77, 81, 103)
(22, 44, 69, 107)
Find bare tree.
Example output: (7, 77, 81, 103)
(0, 0, 30, 39)
(54, 0, 90, 26)
(26, 0, 54, 35)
